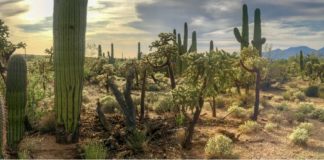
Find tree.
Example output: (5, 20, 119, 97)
(0, 19, 26, 82)
(173, 50, 233, 149)
(240, 47, 268, 120)
(44, 47, 53, 63)
(146, 33, 178, 89)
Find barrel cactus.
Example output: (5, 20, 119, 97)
(6, 54, 27, 151)
(53, 0, 88, 143)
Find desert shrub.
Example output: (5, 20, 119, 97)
(294, 91, 306, 101)
(204, 135, 233, 159)
(126, 130, 147, 152)
(100, 96, 119, 113)
(238, 94, 254, 108)
(304, 86, 319, 97)
(264, 123, 278, 132)
(289, 128, 309, 145)
(297, 122, 313, 133)
(83, 141, 107, 159)
(261, 99, 272, 108)
(175, 114, 185, 126)
(283, 91, 293, 101)
(310, 108, 324, 122)
(275, 102, 289, 111)
(297, 103, 315, 115)
(38, 112, 56, 133)
(146, 92, 159, 104)
(288, 83, 298, 88)
(155, 95, 175, 114)
(18, 150, 30, 159)
(132, 95, 141, 106)
(215, 97, 226, 108)
(146, 83, 161, 91)
(319, 85, 324, 98)
(227, 105, 246, 118)
(238, 120, 260, 134)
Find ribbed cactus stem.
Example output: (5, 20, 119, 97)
(189, 31, 197, 52)
(137, 42, 142, 60)
(300, 50, 304, 71)
(54, 0, 88, 143)
(6, 54, 27, 151)
(98, 45, 102, 58)
(252, 8, 266, 56)
(0, 96, 6, 158)
(210, 40, 214, 52)
(234, 4, 249, 50)
(183, 22, 188, 53)
(110, 43, 115, 64)
(173, 29, 177, 45)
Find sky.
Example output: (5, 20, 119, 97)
(0, 0, 324, 57)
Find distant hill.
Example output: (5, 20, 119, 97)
(263, 46, 322, 59)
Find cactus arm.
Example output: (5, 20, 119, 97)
(234, 28, 242, 43)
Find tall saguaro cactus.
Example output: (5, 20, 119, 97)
(210, 40, 214, 53)
(6, 54, 27, 151)
(137, 42, 142, 60)
(189, 31, 197, 52)
(234, 4, 249, 50)
(108, 43, 115, 64)
(54, 0, 88, 143)
(98, 44, 102, 58)
(252, 8, 266, 56)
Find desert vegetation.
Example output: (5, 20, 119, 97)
(0, 1, 323, 159)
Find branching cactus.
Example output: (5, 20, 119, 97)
(53, 0, 88, 143)
(251, 8, 266, 56)
(6, 54, 27, 151)
(234, 4, 249, 50)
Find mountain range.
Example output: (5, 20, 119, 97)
(263, 46, 324, 59)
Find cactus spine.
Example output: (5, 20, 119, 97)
(54, 0, 88, 143)
(6, 54, 27, 150)
(98, 44, 102, 58)
(251, 8, 266, 56)
(234, 4, 249, 50)
(137, 42, 142, 60)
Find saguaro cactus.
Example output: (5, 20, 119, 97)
(108, 43, 115, 64)
(234, 4, 249, 50)
(6, 54, 27, 151)
(54, 0, 88, 143)
(210, 40, 214, 53)
(137, 42, 142, 60)
(189, 31, 197, 52)
(98, 44, 102, 58)
(251, 8, 266, 56)
(300, 50, 304, 71)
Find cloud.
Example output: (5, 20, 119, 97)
(17, 17, 52, 33)
(0, 0, 28, 17)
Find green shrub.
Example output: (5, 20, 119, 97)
(155, 95, 175, 114)
(204, 135, 233, 159)
(227, 105, 246, 118)
(297, 103, 315, 115)
(146, 92, 159, 104)
(100, 96, 119, 113)
(126, 130, 147, 152)
(294, 91, 306, 101)
(275, 102, 289, 111)
(238, 94, 254, 108)
(283, 91, 293, 101)
(319, 85, 324, 98)
(175, 114, 185, 126)
(84, 141, 107, 159)
(18, 150, 30, 159)
(264, 123, 278, 132)
(310, 108, 324, 122)
(297, 122, 313, 133)
(147, 83, 161, 91)
(304, 86, 319, 97)
(215, 97, 226, 108)
(238, 120, 260, 134)
(289, 128, 309, 145)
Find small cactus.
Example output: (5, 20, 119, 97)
(6, 54, 27, 151)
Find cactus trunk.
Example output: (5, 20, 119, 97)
(210, 40, 214, 53)
(98, 45, 102, 58)
(252, 8, 266, 56)
(53, 0, 88, 143)
(6, 55, 27, 151)
(137, 42, 142, 60)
